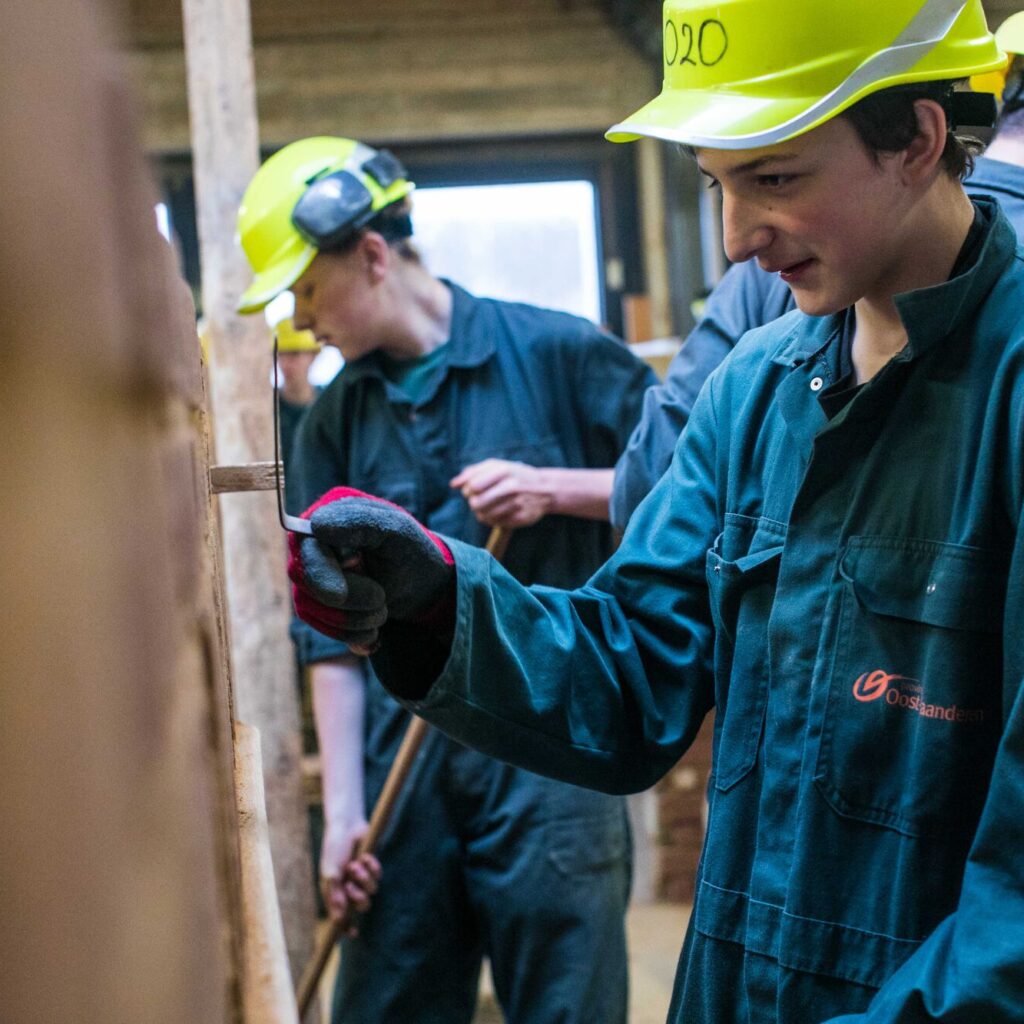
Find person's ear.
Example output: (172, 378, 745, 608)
(359, 230, 391, 283)
(901, 99, 948, 184)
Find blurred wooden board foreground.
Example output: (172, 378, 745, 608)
(0, 2, 243, 1021)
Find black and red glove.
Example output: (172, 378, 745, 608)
(288, 487, 455, 650)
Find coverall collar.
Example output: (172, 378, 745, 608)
(340, 279, 495, 391)
(771, 198, 1016, 445)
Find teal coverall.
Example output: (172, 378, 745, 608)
(375, 200, 1024, 1022)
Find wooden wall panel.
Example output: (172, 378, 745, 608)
(182, 0, 318, 985)
(0, 2, 242, 1022)
(127, 0, 657, 151)
(126, 0, 1018, 153)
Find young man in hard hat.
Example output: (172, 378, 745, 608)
(611, 6, 1024, 529)
(272, 317, 322, 473)
(286, 0, 1024, 1020)
(237, 137, 656, 1024)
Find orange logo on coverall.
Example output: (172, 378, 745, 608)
(851, 670, 985, 723)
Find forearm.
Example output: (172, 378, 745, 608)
(376, 530, 715, 795)
(311, 656, 367, 827)
(539, 467, 614, 521)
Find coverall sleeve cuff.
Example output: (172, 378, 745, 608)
(371, 536, 491, 703)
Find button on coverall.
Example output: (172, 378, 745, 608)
(375, 201, 1024, 1022)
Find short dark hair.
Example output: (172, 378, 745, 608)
(841, 81, 980, 181)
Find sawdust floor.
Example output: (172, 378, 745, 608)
(316, 901, 690, 1023)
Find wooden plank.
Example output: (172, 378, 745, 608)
(636, 138, 673, 340)
(211, 461, 283, 494)
(235, 724, 301, 1024)
(183, 0, 317, 989)
(0, 2, 241, 1021)
(130, 0, 601, 48)
(129, 5, 655, 151)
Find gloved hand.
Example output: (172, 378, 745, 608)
(288, 487, 455, 651)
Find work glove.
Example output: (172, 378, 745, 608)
(288, 487, 455, 651)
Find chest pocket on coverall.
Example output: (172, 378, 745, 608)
(815, 537, 1005, 839)
(706, 517, 785, 792)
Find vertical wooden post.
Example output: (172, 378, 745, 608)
(182, 0, 316, 983)
(636, 138, 674, 340)
(235, 725, 301, 1024)
(1, 1, 247, 1020)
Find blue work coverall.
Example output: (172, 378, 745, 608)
(290, 281, 657, 1024)
(375, 201, 1024, 1022)
(611, 155, 1024, 528)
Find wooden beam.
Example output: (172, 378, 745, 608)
(211, 462, 282, 494)
(1, 2, 242, 1020)
(235, 724, 300, 1024)
(127, 4, 656, 152)
(182, 0, 316, 989)
(636, 138, 674, 340)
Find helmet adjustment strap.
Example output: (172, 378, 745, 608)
(947, 88, 998, 129)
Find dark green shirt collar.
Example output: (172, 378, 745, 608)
(337, 279, 494, 394)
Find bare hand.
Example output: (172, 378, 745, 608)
(320, 820, 382, 936)
(451, 459, 552, 528)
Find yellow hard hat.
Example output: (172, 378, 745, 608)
(236, 137, 415, 315)
(970, 11, 1023, 94)
(607, 0, 1005, 149)
(997, 11, 1024, 56)
(274, 317, 321, 354)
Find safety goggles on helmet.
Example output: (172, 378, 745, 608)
(291, 149, 409, 250)
(237, 137, 415, 315)
(606, 0, 1005, 149)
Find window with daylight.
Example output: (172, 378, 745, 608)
(411, 179, 603, 324)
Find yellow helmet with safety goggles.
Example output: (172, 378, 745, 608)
(273, 318, 321, 354)
(607, 0, 1005, 149)
(236, 137, 414, 315)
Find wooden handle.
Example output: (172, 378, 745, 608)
(210, 461, 282, 493)
(484, 525, 510, 560)
(295, 525, 513, 1018)
(296, 717, 430, 1017)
